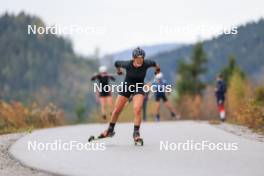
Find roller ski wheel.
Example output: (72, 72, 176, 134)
(134, 137, 144, 146)
(133, 131, 144, 146)
(88, 130, 115, 142)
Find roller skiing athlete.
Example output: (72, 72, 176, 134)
(91, 66, 115, 120)
(215, 74, 227, 122)
(88, 47, 161, 146)
(152, 72, 179, 121)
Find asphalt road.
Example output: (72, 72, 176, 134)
(9, 121, 264, 176)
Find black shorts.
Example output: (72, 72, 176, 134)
(155, 94, 168, 102)
(118, 87, 145, 98)
(99, 91, 111, 97)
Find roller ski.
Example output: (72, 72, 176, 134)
(133, 131, 144, 146)
(88, 130, 115, 142)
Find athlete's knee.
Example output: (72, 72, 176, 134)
(164, 102, 170, 107)
(133, 106, 142, 115)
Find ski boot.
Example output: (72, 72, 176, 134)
(171, 112, 176, 119)
(133, 131, 144, 146)
(88, 129, 115, 142)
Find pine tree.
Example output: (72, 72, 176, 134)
(220, 55, 245, 84)
(176, 42, 208, 97)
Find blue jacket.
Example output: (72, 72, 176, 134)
(215, 80, 227, 100)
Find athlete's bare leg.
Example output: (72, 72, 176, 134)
(109, 95, 128, 123)
(164, 101, 176, 114)
(132, 94, 144, 126)
(99, 97, 107, 116)
(107, 96, 113, 115)
(155, 101, 161, 121)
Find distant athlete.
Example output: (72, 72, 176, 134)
(152, 73, 178, 121)
(215, 74, 227, 122)
(89, 47, 160, 146)
(91, 66, 115, 120)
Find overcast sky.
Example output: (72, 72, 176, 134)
(1, 0, 264, 56)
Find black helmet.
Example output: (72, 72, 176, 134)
(132, 47, 146, 58)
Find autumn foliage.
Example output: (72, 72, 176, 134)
(0, 100, 64, 134)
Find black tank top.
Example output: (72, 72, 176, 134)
(114, 60, 156, 85)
